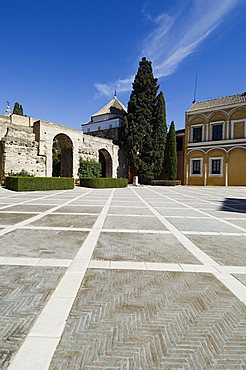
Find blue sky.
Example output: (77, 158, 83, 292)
(0, 0, 246, 130)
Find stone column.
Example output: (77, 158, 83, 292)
(186, 162, 189, 186)
(204, 162, 207, 186)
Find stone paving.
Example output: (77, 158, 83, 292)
(0, 185, 245, 369)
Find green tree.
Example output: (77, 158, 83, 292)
(121, 57, 159, 181)
(78, 158, 101, 178)
(13, 102, 24, 116)
(52, 139, 61, 177)
(152, 91, 167, 179)
(19, 104, 24, 116)
(166, 121, 177, 180)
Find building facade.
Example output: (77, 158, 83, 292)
(81, 97, 127, 145)
(184, 92, 246, 186)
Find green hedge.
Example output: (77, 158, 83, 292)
(80, 178, 128, 188)
(146, 179, 181, 186)
(5, 177, 74, 192)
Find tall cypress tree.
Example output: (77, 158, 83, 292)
(121, 57, 159, 181)
(166, 121, 177, 180)
(152, 91, 167, 179)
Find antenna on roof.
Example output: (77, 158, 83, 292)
(193, 73, 198, 104)
(114, 90, 117, 98)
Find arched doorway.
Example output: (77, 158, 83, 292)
(99, 149, 112, 177)
(52, 134, 73, 177)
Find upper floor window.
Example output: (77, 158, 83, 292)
(212, 123, 223, 141)
(233, 120, 245, 139)
(192, 126, 203, 143)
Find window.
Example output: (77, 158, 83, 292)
(234, 121, 245, 139)
(109, 124, 112, 129)
(191, 159, 202, 176)
(98, 126, 101, 131)
(87, 128, 90, 132)
(210, 158, 223, 176)
(192, 126, 203, 143)
(212, 123, 223, 141)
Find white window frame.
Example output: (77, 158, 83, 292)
(209, 157, 223, 177)
(190, 158, 203, 177)
(231, 119, 246, 139)
(191, 124, 204, 143)
(210, 121, 225, 141)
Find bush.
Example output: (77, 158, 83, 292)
(5, 177, 74, 192)
(78, 158, 101, 178)
(80, 178, 128, 188)
(143, 179, 181, 186)
(8, 169, 34, 177)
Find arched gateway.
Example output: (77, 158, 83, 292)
(99, 149, 112, 177)
(52, 133, 73, 177)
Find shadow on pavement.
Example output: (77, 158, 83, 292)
(220, 198, 246, 213)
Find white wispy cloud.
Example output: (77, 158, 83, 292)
(95, 0, 240, 97)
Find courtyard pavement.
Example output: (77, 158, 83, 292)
(0, 185, 246, 369)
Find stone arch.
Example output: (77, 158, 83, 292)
(207, 147, 227, 154)
(187, 148, 206, 156)
(52, 133, 73, 177)
(189, 114, 208, 125)
(229, 107, 246, 120)
(99, 148, 112, 178)
(208, 110, 228, 121)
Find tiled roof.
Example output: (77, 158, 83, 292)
(92, 97, 127, 117)
(188, 92, 246, 112)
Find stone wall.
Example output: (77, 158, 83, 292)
(0, 114, 120, 180)
(1, 123, 46, 179)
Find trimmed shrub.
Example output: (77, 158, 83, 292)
(5, 177, 74, 192)
(80, 178, 128, 188)
(8, 169, 34, 177)
(143, 179, 181, 186)
(78, 158, 101, 178)
(152, 179, 180, 186)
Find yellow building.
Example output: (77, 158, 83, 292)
(184, 92, 246, 186)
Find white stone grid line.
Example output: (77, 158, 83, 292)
(148, 187, 246, 233)
(8, 189, 115, 370)
(165, 186, 246, 213)
(0, 188, 74, 210)
(0, 189, 93, 238)
(140, 187, 246, 305)
(1, 255, 246, 274)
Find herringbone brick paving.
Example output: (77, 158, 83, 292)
(0, 265, 65, 369)
(187, 235, 246, 266)
(0, 185, 245, 369)
(93, 232, 199, 263)
(50, 269, 246, 370)
(0, 228, 88, 259)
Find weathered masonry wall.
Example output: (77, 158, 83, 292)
(0, 115, 120, 181)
